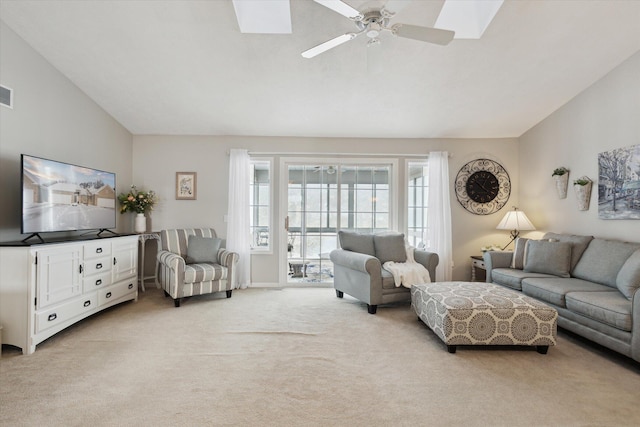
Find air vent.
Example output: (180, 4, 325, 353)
(0, 85, 13, 108)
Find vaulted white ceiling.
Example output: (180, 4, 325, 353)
(1, 0, 639, 138)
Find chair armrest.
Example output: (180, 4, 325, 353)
(217, 249, 239, 268)
(330, 249, 381, 276)
(413, 250, 439, 282)
(483, 251, 513, 282)
(157, 250, 185, 270)
(217, 249, 239, 289)
(157, 250, 186, 297)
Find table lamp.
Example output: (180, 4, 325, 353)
(496, 207, 535, 250)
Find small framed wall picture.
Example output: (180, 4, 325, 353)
(176, 172, 197, 200)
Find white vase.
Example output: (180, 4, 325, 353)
(134, 213, 146, 233)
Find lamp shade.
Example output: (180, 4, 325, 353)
(496, 208, 536, 232)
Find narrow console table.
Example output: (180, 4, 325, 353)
(138, 233, 160, 292)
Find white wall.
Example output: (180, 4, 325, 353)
(519, 51, 640, 241)
(0, 22, 133, 242)
(133, 135, 519, 283)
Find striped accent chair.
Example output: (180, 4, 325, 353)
(157, 228, 239, 307)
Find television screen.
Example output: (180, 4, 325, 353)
(21, 154, 117, 235)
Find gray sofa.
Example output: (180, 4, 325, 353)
(483, 232, 640, 362)
(330, 231, 439, 314)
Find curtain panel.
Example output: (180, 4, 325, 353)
(427, 151, 453, 281)
(227, 149, 251, 288)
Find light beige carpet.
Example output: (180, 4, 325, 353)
(1, 287, 639, 427)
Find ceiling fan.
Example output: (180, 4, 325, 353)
(302, 0, 455, 58)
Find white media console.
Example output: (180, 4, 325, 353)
(0, 235, 138, 354)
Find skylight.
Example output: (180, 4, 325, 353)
(435, 0, 504, 39)
(232, 0, 292, 34)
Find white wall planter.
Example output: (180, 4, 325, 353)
(554, 173, 570, 199)
(573, 176, 593, 211)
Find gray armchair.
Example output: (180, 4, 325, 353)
(157, 228, 238, 307)
(330, 231, 439, 314)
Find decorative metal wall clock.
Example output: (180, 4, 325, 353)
(455, 159, 511, 215)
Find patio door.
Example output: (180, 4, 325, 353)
(282, 160, 396, 285)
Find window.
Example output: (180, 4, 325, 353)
(407, 161, 429, 249)
(250, 159, 272, 252)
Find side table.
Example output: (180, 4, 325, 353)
(470, 255, 486, 282)
(138, 233, 160, 292)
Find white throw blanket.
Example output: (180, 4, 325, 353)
(382, 246, 432, 288)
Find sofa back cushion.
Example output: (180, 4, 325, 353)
(542, 233, 593, 271)
(572, 239, 640, 287)
(338, 231, 376, 257)
(374, 233, 407, 264)
(616, 249, 640, 299)
(524, 240, 572, 278)
(161, 228, 218, 259)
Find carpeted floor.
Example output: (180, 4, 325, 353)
(1, 287, 639, 427)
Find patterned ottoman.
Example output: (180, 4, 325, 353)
(411, 282, 557, 354)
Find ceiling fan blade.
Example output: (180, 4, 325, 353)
(392, 24, 455, 45)
(301, 33, 359, 58)
(313, 0, 363, 21)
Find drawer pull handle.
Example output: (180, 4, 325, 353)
(79, 265, 83, 274)
(113, 258, 117, 265)
(128, 283, 134, 289)
(106, 292, 112, 299)
(96, 248, 103, 253)
(48, 313, 57, 322)
(96, 263, 103, 269)
(95, 279, 102, 286)
(84, 300, 91, 307)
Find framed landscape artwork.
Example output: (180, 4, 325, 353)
(176, 172, 197, 200)
(598, 144, 640, 219)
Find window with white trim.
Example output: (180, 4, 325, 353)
(407, 161, 429, 249)
(250, 159, 272, 252)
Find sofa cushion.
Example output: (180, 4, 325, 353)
(521, 277, 613, 308)
(184, 263, 226, 284)
(616, 249, 640, 300)
(186, 236, 222, 264)
(510, 237, 529, 269)
(565, 291, 632, 331)
(572, 239, 640, 287)
(374, 233, 407, 264)
(381, 268, 396, 289)
(338, 231, 376, 257)
(524, 240, 572, 278)
(542, 233, 594, 271)
(491, 268, 557, 291)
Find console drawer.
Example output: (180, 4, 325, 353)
(36, 293, 97, 333)
(98, 281, 136, 306)
(83, 270, 112, 292)
(83, 255, 112, 277)
(84, 241, 112, 260)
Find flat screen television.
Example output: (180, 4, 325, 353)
(21, 154, 117, 242)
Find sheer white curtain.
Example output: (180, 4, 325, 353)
(227, 149, 251, 289)
(427, 151, 453, 281)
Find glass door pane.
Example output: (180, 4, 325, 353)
(285, 163, 392, 284)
